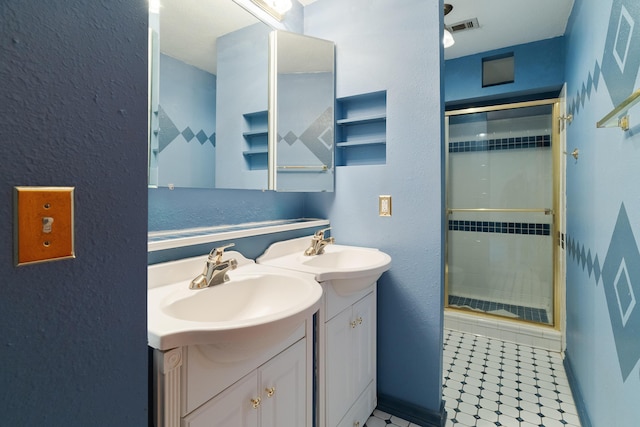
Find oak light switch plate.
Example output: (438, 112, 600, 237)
(14, 186, 75, 266)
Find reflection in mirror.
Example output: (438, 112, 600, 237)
(269, 31, 335, 192)
(215, 14, 271, 190)
(149, 0, 269, 189)
(148, 1, 335, 192)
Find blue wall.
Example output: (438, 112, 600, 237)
(445, 37, 565, 107)
(156, 54, 217, 188)
(0, 0, 148, 424)
(148, 187, 306, 232)
(215, 23, 271, 189)
(563, 0, 640, 425)
(150, 0, 446, 424)
(304, 0, 446, 422)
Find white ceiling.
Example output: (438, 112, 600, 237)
(159, 0, 261, 74)
(444, 0, 575, 60)
(158, 0, 575, 73)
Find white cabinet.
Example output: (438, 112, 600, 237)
(182, 338, 307, 427)
(183, 371, 258, 427)
(153, 321, 312, 427)
(323, 286, 376, 427)
(260, 338, 307, 427)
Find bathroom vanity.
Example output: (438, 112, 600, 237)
(257, 236, 391, 427)
(148, 234, 391, 427)
(148, 252, 321, 427)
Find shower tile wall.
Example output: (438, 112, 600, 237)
(448, 112, 554, 323)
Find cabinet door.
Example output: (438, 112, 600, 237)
(260, 339, 307, 427)
(182, 371, 259, 427)
(352, 292, 375, 396)
(326, 307, 355, 427)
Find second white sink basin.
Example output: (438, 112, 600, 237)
(148, 252, 322, 358)
(257, 237, 392, 295)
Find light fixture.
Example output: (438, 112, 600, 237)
(443, 3, 455, 48)
(443, 28, 455, 48)
(250, 0, 293, 21)
(149, 0, 160, 14)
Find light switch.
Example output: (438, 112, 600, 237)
(14, 187, 75, 266)
(379, 195, 392, 217)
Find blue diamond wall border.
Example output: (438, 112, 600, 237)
(568, 203, 640, 382)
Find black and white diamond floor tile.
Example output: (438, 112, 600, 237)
(365, 329, 580, 427)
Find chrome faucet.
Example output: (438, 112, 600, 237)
(189, 243, 238, 289)
(304, 227, 335, 256)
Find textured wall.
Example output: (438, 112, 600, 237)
(445, 37, 565, 106)
(0, 0, 148, 424)
(148, 187, 306, 232)
(564, 0, 640, 425)
(304, 0, 445, 422)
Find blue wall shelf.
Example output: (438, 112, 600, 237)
(242, 110, 269, 170)
(336, 91, 387, 166)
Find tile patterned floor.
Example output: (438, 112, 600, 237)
(366, 330, 581, 427)
(442, 329, 580, 427)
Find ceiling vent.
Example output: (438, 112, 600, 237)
(447, 18, 480, 33)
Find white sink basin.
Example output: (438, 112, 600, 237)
(148, 252, 322, 357)
(257, 237, 392, 295)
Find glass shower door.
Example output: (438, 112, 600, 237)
(445, 101, 557, 326)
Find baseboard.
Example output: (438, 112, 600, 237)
(563, 351, 593, 427)
(376, 394, 447, 427)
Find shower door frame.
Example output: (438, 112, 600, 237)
(444, 98, 562, 328)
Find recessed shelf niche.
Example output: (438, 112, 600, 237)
(242, 110, 268, 170)
(336, 91, 387, 166)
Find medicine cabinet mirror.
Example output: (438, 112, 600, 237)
(148, 0, 335, 192)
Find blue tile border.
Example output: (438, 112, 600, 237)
(448, 295, 550, 324)
(448, 134, 550, 153)
(448, 220, 550, 236)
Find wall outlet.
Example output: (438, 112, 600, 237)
(14, 186, 75, 266)
(379, 195, 392, 217)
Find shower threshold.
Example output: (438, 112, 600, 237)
(448, 295, 550, 324)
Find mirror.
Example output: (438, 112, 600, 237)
(268, 31, 335, 192)
(149, 0, 335, 192)
(149, 0, 268, 189)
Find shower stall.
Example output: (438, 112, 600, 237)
(445, 99, 561, 328)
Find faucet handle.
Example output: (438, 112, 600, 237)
(209, 243, 235, 262)
(314, 227, 331, 238)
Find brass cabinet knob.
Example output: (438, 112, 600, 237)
(250, 397, 261, 409)
(265, 387, 276, 398)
